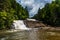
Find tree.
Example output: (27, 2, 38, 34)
(32, 0, 60, 26)
(0, 0, 29, 29)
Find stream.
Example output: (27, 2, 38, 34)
(0, 20, 60, 40)
(0, 29, 60, 40)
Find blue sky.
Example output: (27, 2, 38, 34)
(16, 0, 53, 17)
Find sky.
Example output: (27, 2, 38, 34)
(16, 0, 53, 17)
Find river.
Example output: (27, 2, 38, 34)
(0, 29, 60, 40)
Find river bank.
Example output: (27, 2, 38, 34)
(39, 27, 60, 31)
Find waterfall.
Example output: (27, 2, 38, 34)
(12, 20, 31, 30)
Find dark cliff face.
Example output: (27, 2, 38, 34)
(24, 20, 47, 28)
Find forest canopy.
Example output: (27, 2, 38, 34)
(32, 0, 60, 27)
(0, 0, 29, 29)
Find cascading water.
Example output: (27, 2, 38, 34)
(12, 20, 31, 30)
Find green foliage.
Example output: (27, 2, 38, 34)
(0, 0, 29, 29)
(32, 0, 60, 26)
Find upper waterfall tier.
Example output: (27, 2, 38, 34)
(12, 20, 31, 30)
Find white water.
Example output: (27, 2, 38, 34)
(12, 20, 31, 30)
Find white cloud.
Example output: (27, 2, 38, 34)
(16, 0, 52, 17)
